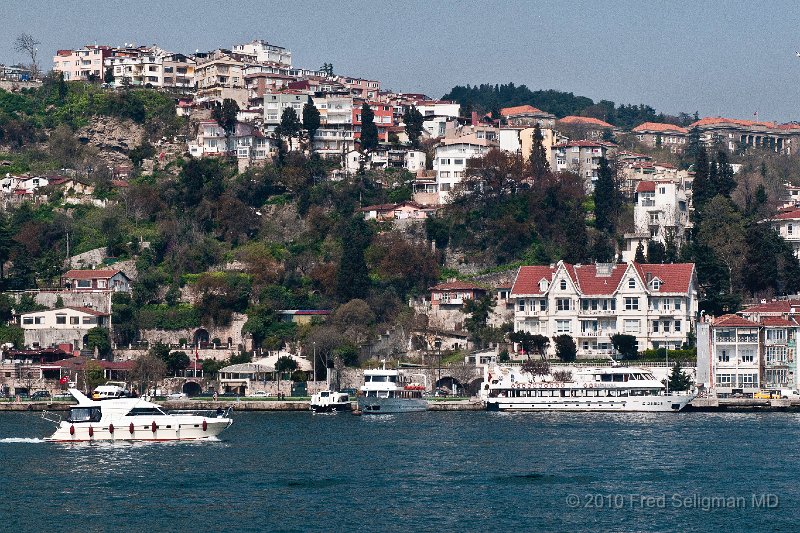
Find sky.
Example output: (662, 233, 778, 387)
(4, 0, 800, 122)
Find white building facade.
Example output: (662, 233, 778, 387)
(510, 261, 698, 358)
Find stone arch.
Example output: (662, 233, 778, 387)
(193, 328, 210, 346)
(435, 376, 462, 395)
(182, 381, 202, 396)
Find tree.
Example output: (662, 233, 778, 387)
(164, 350, 190, 376)
(593, 156, 620, 233)
(86, 327, 111, 358)
(302, 101, 321, 147)
(509, 331, 549, 359)
(0, 214, 12, 279)
(360, 103, 379, 152)
(403, 106, 424, 148)
(742, 224, 800, 297)
(14, 33, 40, 77)
(320, 63, 334, 76)
(528, 123, 550, 179)
(211, 98, 239, 153)
(714, 151, 736, 198)
(104, 66, 115, 84)
(463, 294, 495, 347)
(130, 352, 166, 397)
(521, 359, 550, 376)
(667, 362, 692, 392)
(275, 356, 298, 395)
(336, 217, 371, 301)
(553, 335, 577, 362)
(611, 333, 638, 360)
(695, 196, 746, 293)
(85, 361, 106, 393)
(646, 240, 667, 264)
(691, 148, 712, 211)
(634, 241, 646, 263)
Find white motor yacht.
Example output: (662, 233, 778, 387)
(357, 363, 428, 414)
(44, 389, 232, 442)
(481, 363, 695, 412)
(310, 390, 352, 413)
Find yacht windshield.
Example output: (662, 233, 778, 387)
(126, 407, 165, 416)
(67, 407, 102, 423)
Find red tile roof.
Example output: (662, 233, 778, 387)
(555, 140, 606, 148)
(570, 264, 627, 295)
(430, 281, 486, 291)
(64, 269, 123, 280)
(558, 116, 614, 128)
(742, 300, 798, 314)
(636, 181, 656, 193)
(689, 117, 776, 129)
(510, 266, 557, 296)
(770, 208, 800, 221)
(760, 316, 796, 327)
(632, 122, 689, 134)
(500, 105, 546, 117)
(633, 263, 695, 293)
(64, 306, 110, 317)
(712, 314, 760, 327)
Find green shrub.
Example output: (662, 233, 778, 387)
(137, 304, 200, 330)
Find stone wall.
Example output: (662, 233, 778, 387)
(138, 313, 249, 348)
(7, 290, 113, 314)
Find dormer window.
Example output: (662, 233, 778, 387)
(651, 279, 661, 291)
(560, 279, 567, 290)
(539, 279, 549, 292)
(628, 278, 636, 289)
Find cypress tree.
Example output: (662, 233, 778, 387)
(692, 148, 711, 211)
(715, 151, 736, 197)
(403, 106, 424, 148)
(593, 156, 619, 233)
(360, 103, 379, 152)
(336, 217, 371, 301)
(302, 100, 321, 144)
(529, 123, 550, 179)
(634, 241, 646, 263)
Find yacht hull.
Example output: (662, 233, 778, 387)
(310, 402, 352, 413)
(357, 397, 427, 414)
(485, 394, 695, 412)
(46, 417, 232, 442)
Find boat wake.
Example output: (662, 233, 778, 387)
(0, 437, 44, 443)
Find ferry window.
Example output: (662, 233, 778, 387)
(601, 374, 612, 382)
(372, 376, 388, 382)
(364, 376, 371, 382)
(389, 376, 397, 382)
(613, 374, 624, 382)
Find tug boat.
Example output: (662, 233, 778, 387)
(310, 390, 352, 413)
(357, 363, 428, 414)
(43, 389, 232, 442)
(481, 363, 695, 412)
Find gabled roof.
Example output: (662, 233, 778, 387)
(743, 300, 800, 314)
(760, 316, 796, 327)
(689, 117, 777, 129)
(712, 314, 760, 328)
(510, 266, 557, 296)
(632, 122, 689, 134)
(558, 116, 614, 128)
(65, 306, 109, 317)
(636, 181, 656, 193)
(770, 208, 800, 221)
(633, 263, 695, 294)
(64, 269, 126, 280)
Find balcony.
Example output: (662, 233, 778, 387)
(578, 308, 616, 316)
(578, 329, 616, 338)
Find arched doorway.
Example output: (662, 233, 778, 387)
(193, 328, 210, 347)
(182, 381, 202, 397)
(435, 376, 462, 396)
(82, 334, 89, 348)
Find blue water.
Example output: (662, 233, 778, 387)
(0, 410, 796, 532)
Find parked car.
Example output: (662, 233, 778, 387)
(219, 391, 239, 398)
(196, 390, 217, 398)
(252, 391, 272, 397)
(167, 392, 188, 400)
(31, 391, 51, 401)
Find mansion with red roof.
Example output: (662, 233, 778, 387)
(510, 261, 697, 358)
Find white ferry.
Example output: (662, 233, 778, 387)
(43, 389, 232, 442)
(481, 363, 695, 412)
(357, 363, 428, 414)
(310, 390, 352, 413)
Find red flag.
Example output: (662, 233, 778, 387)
(59, 376, 68, 385)
(195, 345, 199, 362)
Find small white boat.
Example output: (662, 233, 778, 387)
(310, 390, 352, 413)
(43, 389, 232, 442)
(357, 363, 428, 414)
(481, 363, 695, 412)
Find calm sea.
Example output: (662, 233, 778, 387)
(0, 410, 796, 532)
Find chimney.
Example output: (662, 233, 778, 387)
(646, 273, 653, 283)
(471, 111, 478, 126)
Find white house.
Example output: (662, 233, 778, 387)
(19, 307, 110, 349)
(510, 261, 698, 358)
(551, 140, 612, 190)
(765, 208, 800, 259)
(622, 180, 691, 262)
(433, 133, 496, 204)
(232, 39, 292, 66)
(62, 269, 131, 292)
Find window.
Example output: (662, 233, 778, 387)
(556, 320, 571, 333)
(741, 350, 755, 363)
(766, 329, 786, 342)
(540, 300, 547, 311)
(22, 317, 33, 325)
(518, 300, 525, 312)
(70, 316, 79, 325)
(556, 298, 571, 311)
(56, 315, 66, 325)
(454, 159, 464, 165)
(674, 299, 682, 310)
(674, 320, 681, 332)
(662, 321, 670, 333)
(624, 297, 639, 310)
(628, 278, 636, 289)
(716, 373, 733, 386)
(539, 280, 548, 292)
(560, 279, 567, 290)
(789, 224, 794, 235)
(82, 317, 94, 324)
(77, 280, 91, 288)
(652, 320, 659, 333)
(624, 319, 640, 333)
(718, 350, 730, 363)
(651, 280, 661, 290)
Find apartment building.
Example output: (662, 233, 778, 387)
(263, 91, 308, 127)
(689, 117, 800, 154)
(765, 208, 800, 259)
(551, 140, 613, 190)
(194, 51, 250, 106)
(510, 261, 698, 358)
(311, 92, 356, 157)
(353, 100, 393, 141)
(52, 45, 112, 81)
(621, 180, 691, 261)
(433, 132, 496, 204)
(232, 39, 292, 66)
(106, 48, 196, 89)
(632, 122, 689, 153)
